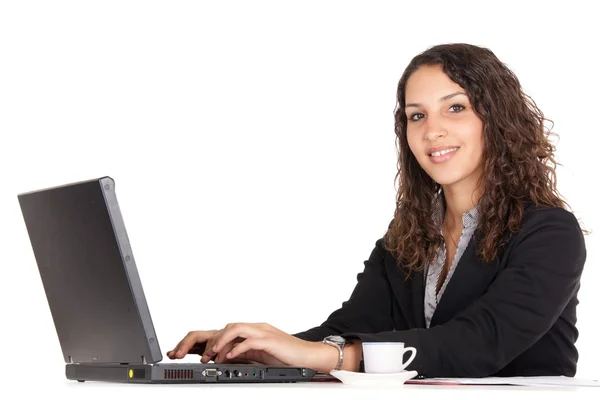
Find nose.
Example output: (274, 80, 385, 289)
(424, 116, 447, 141)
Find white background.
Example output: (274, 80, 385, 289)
(1, 0, 598, 397)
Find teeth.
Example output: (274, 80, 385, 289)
(430, 148, 458, 157)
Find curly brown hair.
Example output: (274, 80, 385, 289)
(384, 43, 570, 274)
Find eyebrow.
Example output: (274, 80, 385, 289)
(405, 91, 467, 109)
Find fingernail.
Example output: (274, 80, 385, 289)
(176, 350, 182, 357)
(226, 352, 232, 358)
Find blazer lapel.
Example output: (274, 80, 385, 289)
(430, 232, 501, 327)
(410, 269, 427, 328)
(385, 257, 426, 329)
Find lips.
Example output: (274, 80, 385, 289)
(428, 147, 459, 164)
(427, 145, 460, 156)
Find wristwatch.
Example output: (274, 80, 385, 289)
(322, 335, 351, 370)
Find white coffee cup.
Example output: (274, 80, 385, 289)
(362, 342, 417, 374)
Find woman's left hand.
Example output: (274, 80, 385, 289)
(192, 322, 338, 372)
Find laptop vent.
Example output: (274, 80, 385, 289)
(164, 369, 194, 380)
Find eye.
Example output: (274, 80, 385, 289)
(408, 112, 425, 121)
(449, 104, 465, 113)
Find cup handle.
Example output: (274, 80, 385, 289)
(400, 347, 417, 370)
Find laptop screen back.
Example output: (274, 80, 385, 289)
(18, 177, 162, 364)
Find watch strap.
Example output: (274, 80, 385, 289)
(322, 338, 345, 370)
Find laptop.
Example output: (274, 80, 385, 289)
(17, 176, 317, 384)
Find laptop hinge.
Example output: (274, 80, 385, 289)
(66, 356, 149, 365)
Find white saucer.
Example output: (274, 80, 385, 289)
(329, 370, 418, 386)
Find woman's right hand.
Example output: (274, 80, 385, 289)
(166, 326, 286, 366)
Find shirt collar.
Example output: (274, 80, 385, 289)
(433, 194, 479, 229)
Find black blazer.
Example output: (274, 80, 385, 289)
(293, 204, 586, 378)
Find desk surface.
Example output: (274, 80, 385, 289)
(9, 362, 597, 398)
(16, 379, 597, 400)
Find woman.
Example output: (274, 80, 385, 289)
(166, 43, 586, 378)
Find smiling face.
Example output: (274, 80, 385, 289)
(405, 65, 484, 191)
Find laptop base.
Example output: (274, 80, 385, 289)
(66, 363, 316, 383)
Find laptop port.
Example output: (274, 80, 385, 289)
(224, 370, 231, 378)
(203, 368, 219, 377)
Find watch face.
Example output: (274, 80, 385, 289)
(326, 335, 347, 344)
